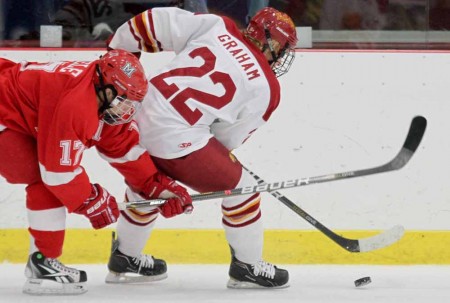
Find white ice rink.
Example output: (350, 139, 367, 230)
(1, 264, 449, 303)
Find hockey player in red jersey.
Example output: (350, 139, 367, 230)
(0, 49, 193, 295)
(107, 7, 297, 288)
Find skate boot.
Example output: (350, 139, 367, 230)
(227, 255, 289, 289)
(105, 232, 168, 283)
(23, 251, 87, 295)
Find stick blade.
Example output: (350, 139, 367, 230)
(389, 116, 427, 170)
(403, 115, 427, 153)
(358, 225, 405, 252)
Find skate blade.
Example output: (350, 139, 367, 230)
(23, 278, 87, 296)
(227, 278, 290, 289)
(105, 271, 168, 284)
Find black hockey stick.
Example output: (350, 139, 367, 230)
(119, 116, 427, 210)
(242, 165, 404, 252)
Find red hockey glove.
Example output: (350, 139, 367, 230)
(74, 184, 119, 229)
(143, 173, 193, 218)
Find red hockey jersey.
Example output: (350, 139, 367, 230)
(0, 58, 157, 211)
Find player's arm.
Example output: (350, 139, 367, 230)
(96, 122, 193, 217)
(212, 84, 281, 151)
(38, 102, 119, 229)
(211, 112, 267, 151)
(108, 7, 216, 54)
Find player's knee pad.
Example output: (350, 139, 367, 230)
(26, 182, 64, 210)
(119, 187, 160, 226)
(222, 169, 261, 228)
(221, 168, 258, 210)
(222, 192, 261, 228)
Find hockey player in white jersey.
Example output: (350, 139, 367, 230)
(107, 6, 298, 288)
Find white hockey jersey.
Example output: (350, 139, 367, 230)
(109, 7, 281, 159)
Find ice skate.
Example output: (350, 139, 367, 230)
(227, 255, 289, 289)
(105, 232, 167, 283)
(23, 251, 87, 295)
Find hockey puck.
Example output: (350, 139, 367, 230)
(354, 276, 371, 287)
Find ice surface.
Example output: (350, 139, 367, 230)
(1, 264, 449, 303)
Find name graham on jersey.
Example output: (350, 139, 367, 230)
(217, 34, 261, 80)
(240, 178, 310, 194)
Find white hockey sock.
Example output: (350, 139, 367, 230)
(224, 219, 264, 264)
(116, 216, 156, 257)
(222, 169, 263, 264)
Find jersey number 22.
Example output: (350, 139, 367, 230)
(150, 47, 237, 125)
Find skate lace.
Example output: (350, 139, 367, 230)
(252, 260, 275, 279)
(132, 255, 155, 271)
(48, 258, 78, 275)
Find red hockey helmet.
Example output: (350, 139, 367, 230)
(246, 7, 298, 77)
(95, 49, 148, 125)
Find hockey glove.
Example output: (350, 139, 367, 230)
(74, 184, 119, 229)
(143, 173, 193, 218)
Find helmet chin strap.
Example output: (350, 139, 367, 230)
(95, 64, 112, 114)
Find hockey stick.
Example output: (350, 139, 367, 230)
(242, 165, 404, 252)
(119, 116, 427, 210)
